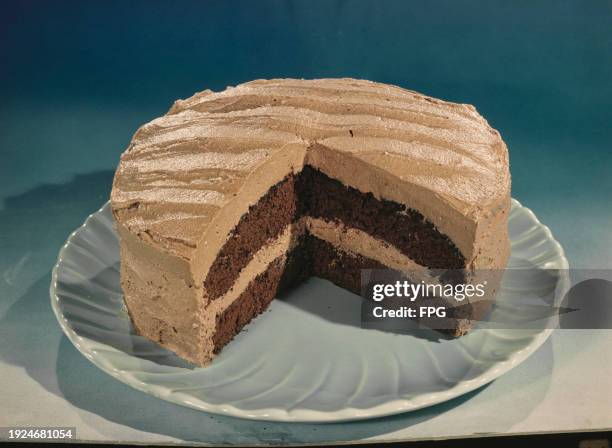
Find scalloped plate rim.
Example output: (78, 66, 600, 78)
(50, 198, 570, 422)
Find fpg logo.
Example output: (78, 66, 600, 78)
(419, 306, 446, 318)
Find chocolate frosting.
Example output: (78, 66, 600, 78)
(112, 78, 510, 273)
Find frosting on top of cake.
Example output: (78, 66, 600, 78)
(111, 78, 510, 260)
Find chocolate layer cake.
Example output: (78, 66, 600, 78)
(111, 78, 511, 366)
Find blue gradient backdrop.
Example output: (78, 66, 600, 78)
(2, 1, 611, 267)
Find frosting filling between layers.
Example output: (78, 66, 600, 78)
(203, 165, 466, 303)
(209, 224, 479, 354)
(202, 160, 486, 355)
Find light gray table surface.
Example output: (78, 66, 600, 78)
(1, 1, 611, 444)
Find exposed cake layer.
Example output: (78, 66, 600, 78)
(211, 231, 490, 356)
(197, 223, 303, 361)
(210, 231, 386, 355)
(207, 207, 485, 359)
(202, 171, 299, 302)
(201, 213, 432, 361)
(305, 217, 432, 279)
(203, 166, 466, 302)
(212, 251, 305, 353)
(297, 166, 465, 269)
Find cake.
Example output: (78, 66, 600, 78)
(111, 78, 511, 366)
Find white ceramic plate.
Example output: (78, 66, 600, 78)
(50, 199, 569, 422)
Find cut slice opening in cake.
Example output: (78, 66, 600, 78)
(203, 165, 473, 355)
(204, 166, 466, 301)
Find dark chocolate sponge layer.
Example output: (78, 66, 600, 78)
(204, 166, 466, 301)
(212, 235, 480, 354)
